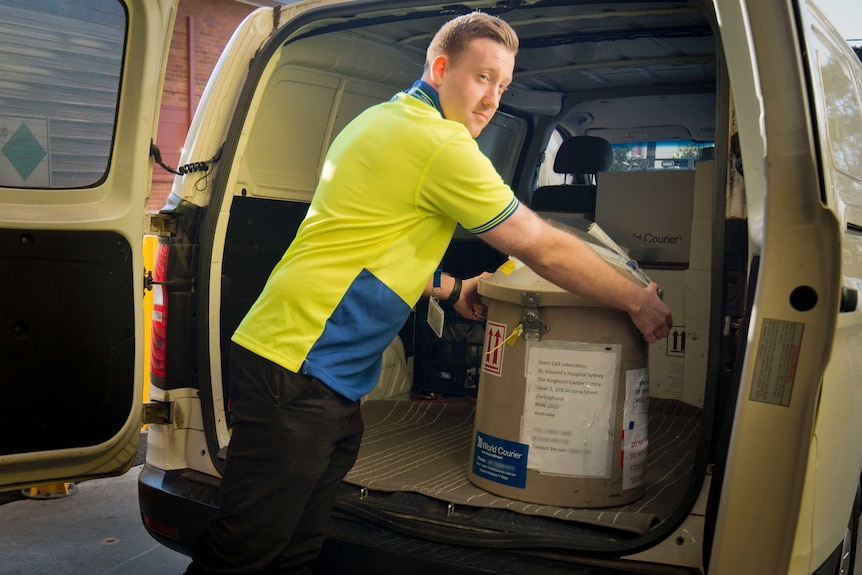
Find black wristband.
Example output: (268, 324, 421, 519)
(443, 277, 462, 306)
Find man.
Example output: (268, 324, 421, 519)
(186, 11, 672, 574)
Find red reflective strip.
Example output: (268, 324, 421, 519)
(143, 515, 178, 539)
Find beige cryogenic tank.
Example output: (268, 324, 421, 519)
(468, 254, 649, 508)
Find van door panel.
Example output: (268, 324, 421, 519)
(0, 0, 177, 489)
(0, 229, 134, 456)
(711, 0, 842, 571)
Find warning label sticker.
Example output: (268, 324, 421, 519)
(622, 367, 649, 489)
(750, 318, 804, 407)
(481, 321, 507, 376)
(0, 116, 49, 187)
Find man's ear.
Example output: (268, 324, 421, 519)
(429, 55, 448, 84)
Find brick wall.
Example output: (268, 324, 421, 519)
(150, 0, 269, 211)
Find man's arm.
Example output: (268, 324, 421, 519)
(478, 205, 672, 343)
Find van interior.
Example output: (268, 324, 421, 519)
(167, 0, 740, 556)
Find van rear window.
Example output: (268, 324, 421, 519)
(610, 140, 714, 171)
(0, 0, 125, 189)
(537, 132, 714, 190)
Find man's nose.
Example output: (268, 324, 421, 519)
(484, 86, 502, 109)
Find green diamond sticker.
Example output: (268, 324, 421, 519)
(2, 123, 46, 180)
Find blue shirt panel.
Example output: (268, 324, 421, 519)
(302, 268, 412, 401)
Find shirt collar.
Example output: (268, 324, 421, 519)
(405, 80, 445, 118)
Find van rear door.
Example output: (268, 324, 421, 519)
(0, 0, 177, 489)
(709, 0, 843, 571)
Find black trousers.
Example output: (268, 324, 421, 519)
(185, 343, 364, 574)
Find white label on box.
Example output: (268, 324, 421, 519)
(623, 368, 649, 429)
(521, 341, 620, 477)
(622, 368, 649, 489)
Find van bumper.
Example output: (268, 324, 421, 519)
(317, 510, 699, 575)
(137, 463, 699, 574)
(137, 463, 219, 556)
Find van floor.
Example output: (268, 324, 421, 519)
(343, 398, 700, 537)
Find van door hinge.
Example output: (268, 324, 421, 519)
(142, 401, 173, 425)
(148, 212, 178, 236)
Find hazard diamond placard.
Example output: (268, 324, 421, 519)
(0, 116, 49, 187)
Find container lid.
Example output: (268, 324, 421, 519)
(478, 225, 644, 307)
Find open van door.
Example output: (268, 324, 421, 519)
(0, 0, 177, 489)
(709, 0, 845, 571)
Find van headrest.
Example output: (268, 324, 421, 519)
(553, 136, 612, 175)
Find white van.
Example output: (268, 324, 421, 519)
(2, 0, 862, 573)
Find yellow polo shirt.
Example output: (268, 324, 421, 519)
(232, 87, 518, 400)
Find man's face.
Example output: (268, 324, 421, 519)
(433, 38, 515, 138)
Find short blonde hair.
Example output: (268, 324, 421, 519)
(426, 12, 519, 70)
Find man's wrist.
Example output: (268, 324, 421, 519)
(443, 277, 462, 306)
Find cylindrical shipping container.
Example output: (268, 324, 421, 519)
(468, 257, 649, 508)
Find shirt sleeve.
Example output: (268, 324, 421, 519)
(417, 131, 520, 234)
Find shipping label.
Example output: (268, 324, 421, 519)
(472, 431, 528, 488)
(521, 341, 620, 477)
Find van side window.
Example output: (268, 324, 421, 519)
(536, 129, 566, 187)
(475, 110, 526, 185)
(0, 0, 126, 189)
(609, 140, 714, 171)
(537, 133, 714, 179)
(817, 53, 862, 181)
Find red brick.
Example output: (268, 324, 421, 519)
(150, 0, 263, 211)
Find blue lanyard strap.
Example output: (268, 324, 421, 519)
(432, 267, 442, 301)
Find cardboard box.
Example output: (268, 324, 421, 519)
(595, 171, 696, 265)
(689, 161, 714, 271)
(645, 268, 709, 408)
(645, 269, 686, 402)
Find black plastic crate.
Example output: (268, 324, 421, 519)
(413, 307, 485, 398)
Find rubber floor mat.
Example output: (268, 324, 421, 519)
(345, 398, 700, 535)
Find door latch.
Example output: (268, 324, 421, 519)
(521, 291, 549, 340)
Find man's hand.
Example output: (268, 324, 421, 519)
(454, 272, 493, 320)
(630, 282, 673, 343)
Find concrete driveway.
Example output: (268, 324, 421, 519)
(1, 434, 860, 574)
(0, 432, 189, 575)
